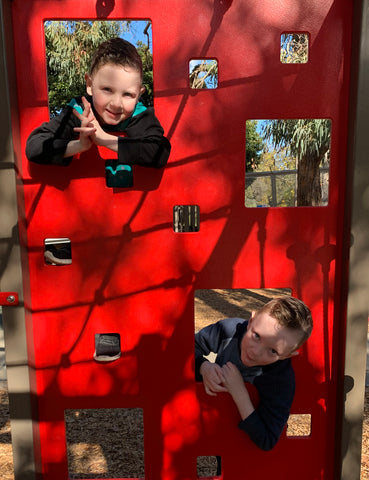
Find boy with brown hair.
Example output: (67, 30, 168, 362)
(26, 37, 170, 168)
(195, 295, 313, 452)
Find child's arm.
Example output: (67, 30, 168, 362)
(221, 362, 255, 420)
(26, 108, 80, 165)
(237, 361, 295, 451)
(118, 107, 171, 168)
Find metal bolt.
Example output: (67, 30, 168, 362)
(6, 295, 15, 304)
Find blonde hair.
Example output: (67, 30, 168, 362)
(259, 296, 313, 349)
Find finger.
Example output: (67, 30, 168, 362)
(81, 96, 91, 108)
(214, 385, 228, 393)
(213, 369, 225, 383)
(208, 380, 227, 392)
(204, 385, 217, 396)
(73, 127, 96, 135)
(72, 108, 84, 121)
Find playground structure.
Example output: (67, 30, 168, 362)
(0, 0, 369, 479)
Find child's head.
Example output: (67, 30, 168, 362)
(89, 37, 143, 80)
(240, 296, 313, 368)
(258, 296, 313, 349)
(85, 38, 145, 126)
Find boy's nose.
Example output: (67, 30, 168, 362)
(110, 95, 123, 110)
(252, 346, 263, 358)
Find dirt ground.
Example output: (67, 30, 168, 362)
(0, 289, 368, 478)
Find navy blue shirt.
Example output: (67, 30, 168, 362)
(195, 318, 295, 450)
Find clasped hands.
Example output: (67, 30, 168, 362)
(72, 96, 111, 151)
(200, 361, 245, 397)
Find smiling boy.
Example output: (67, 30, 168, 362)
(195, 295, 313, 451)
(26, 37, 170, 168)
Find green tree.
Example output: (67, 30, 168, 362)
(262, 119, 331, 206)
(245, 120, 264, 171)
(45, 21, 154, 115)
(136, 40, 153, 107)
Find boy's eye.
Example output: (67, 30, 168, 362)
(253, 332, 260, 340)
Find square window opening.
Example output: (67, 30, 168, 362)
(189, 59, 218, 89)
(44, 238, 72, 266)
(280, 33, 309, 64)
(287, 413, 311, 437)
(197, 455, 221, 478)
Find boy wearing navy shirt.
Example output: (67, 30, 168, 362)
(195, 296, 313, 451)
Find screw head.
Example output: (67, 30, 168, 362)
(6, 295, 15, 303)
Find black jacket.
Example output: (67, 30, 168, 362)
(26, 96, 171, 168)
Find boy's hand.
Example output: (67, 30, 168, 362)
(200, 361, 228, 396)
(221, 362, 245, 396)
(72, 96, 97, 151)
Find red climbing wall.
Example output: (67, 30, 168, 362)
(10, 0, 353, 479)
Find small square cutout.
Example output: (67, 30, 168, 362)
(280, 33, 309, 64)
(173, 205, 200, 232)
(189, 59, 218, 89)
(44, 238, 72, 266)
(287, 413, 311, 437)
(197, 455, 221, 477)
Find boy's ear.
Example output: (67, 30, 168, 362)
(140, 85, 146, 96)
(85, 73, 93, 96)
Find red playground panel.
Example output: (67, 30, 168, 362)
(10, 0, 353, 479)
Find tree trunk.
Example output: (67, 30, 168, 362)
(297, 152, 322, 206)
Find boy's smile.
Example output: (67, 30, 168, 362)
(85, 63, 145, 126)
(240, 311, 301, 367)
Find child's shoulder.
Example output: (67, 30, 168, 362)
(216, 317, 248, 336)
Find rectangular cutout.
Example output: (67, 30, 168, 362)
(286, 413, 311, 437)
(65, 408, 145, 478)
(173, 205, 200, 232)
(44, 20, 153, 116)
(245, 119, 331, 207)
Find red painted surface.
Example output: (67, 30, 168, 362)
(10, 0, 353, 479)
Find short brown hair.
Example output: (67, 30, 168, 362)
(89, 37, 143, 79)
(259, 295, 313, 349)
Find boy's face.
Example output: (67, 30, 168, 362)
(240, 311, 301, 367)
(85, 63, 145, 126)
